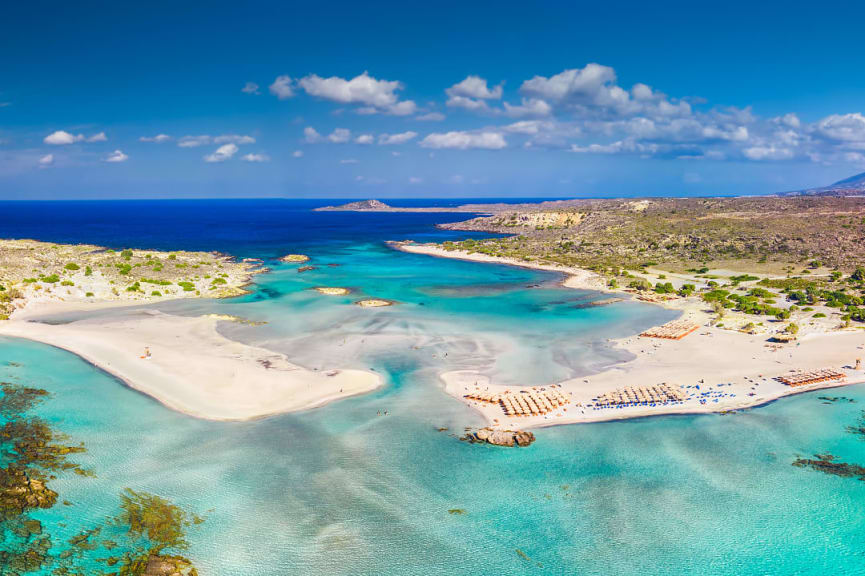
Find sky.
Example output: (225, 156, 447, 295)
(2, 0, 865, 199)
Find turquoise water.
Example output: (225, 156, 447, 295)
(3, 203, 865, 574)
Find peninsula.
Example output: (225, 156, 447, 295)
(0, 239, 382, 420)
(390, 191, 865, 428)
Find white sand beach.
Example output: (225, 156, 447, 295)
(0, 302, 381, 421)
(394, 241, 865, 428)
(445, 326, 865, 428)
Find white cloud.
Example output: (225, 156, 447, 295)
(447, 75, 503, 100)
(38, 154, 54, 166)
(378, 131, 417, 145)
(44, 130, 106, 145)
(140, 134, 172, 143)
(269, 75, 294, 100)
(814, 113, 865, 142)
(743, 145, 794, 161)
(242, 153, 270, 162)
(503, 98, 552, 118)
(298, 72, 416, 115)
(204, 143, 238, 163)
(242, 82, 260, 95)
(446, 76, 503, 111)
(416, 111, 445, 121)
(420, 131, 507, 150)
(178, 135, 212, 148)
(570, 139, 659, 155)
(44, 131, 78, 145)
(355, 134, 374, 144)
(104, 149, 129, 163)
(304, 127, 323, 143)
(292, 150, 304, 158)
(504, 120, 545, 135)
(214, 134, 255, 145)
(328, 128, 352, 143)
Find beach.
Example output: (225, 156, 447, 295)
(0, 301, 382, 421)
(394, 241, 865, 428)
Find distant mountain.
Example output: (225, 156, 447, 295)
(784, 171, 865, 197)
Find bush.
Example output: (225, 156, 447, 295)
(85, 265, 93, 276)
(64, 262, 80, 271)
(120, 249, 133, 260)
(628, 278, 652, 292)
(177, 281, 195, 292)
(126, 282, 142, 292)
(40, 274, 60, 283)
(85, 292, 95, 297)
(654, 282, 675, 294)
(812, 312, 826, 318)
(151, 291, 162, 297)
(60, 280, 74, 286)
(785, 322, 799, 335)
(678, 284, 695, 297)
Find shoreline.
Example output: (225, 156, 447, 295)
(0, 303, 382, 421)
(391, 241, 865, 429)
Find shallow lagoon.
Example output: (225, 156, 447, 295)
(2, 200, 865, 575)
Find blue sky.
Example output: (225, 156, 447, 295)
(2, 0, 865, 199)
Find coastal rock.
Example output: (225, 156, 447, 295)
(280, 254, 310, 263)
(142, 554, 198, 576)
(316, 199, 391, 211)
(461, 427, 535, 447)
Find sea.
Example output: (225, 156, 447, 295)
(2, 199, 864, 575)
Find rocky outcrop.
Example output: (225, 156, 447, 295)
(462, 427, 535, 447)
(316, 199, 392, 211)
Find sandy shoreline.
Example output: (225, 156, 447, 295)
(0, 303, 382, 421)
(393, 241, 865, 429)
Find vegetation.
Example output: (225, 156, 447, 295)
(0, 380, 202, 574)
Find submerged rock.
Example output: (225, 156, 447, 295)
(461, 427, 535, 447)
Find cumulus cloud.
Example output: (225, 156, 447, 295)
(298, 72, 416, 115)
(420, 131, 507, 150)
(242, 153, 270, 162)
(378, 131, 417, 145)
(446, 76, 503, 111)
(38, 154, 54, 166)
(140, 134, 172, 143)
(242, 82, 260, 95)
(204, 143, 238, 163)
(104, 149, 129, 163)
(328, 128, 351, 143)
(814, 113, 865, 142)
(292, 150, 304, 158)
(269, 75, 294, 100)
(355, 134, 374, 144)
(304, 127, 323, 143)
(44, 130, 107, 145)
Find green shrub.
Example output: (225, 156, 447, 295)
(812, 312, 826, 318)
(85, 265, 93, 276)
(177, 281, 195, 292)
(151, 291, 162, 297)
(40, 274, 60, 283)
(126, 282, 142, 292)
(85, 292, 94, 297)
(60, 280, 74, 286)
(64, 262, 80, 271)
(120, 249, 133, 260)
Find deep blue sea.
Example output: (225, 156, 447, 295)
(2, 200, 865, 575)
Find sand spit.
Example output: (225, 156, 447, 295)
(355, 299, 394, 308)
(0, 305, 381, 421)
